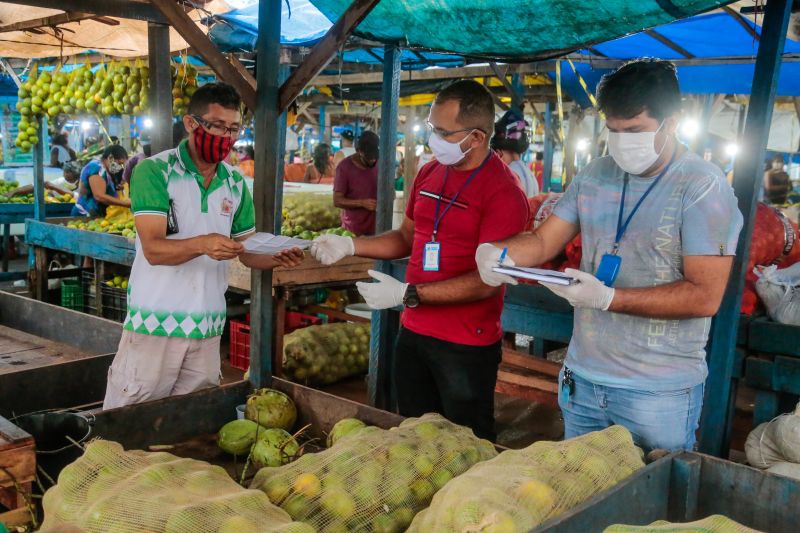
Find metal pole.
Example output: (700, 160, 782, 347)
(369, 44, 401, 409)
(698, 0, 793, 456)
(147, 22, 172, 153)
(319, 105, 326, 144)
(32, 114, 45, 222)
(543, 102, 554, 192)
(249, 0, 282, 388)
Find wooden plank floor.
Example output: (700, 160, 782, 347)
(0, 325, 89, 375)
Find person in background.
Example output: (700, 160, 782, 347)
(476, 59, 743, 453)
(333, 130, 356, 168)
(49, 133, 76, 168)
(304, 143, 334, 184)
(286, 123, 300, 163)
(532, 151, 544, 191)
(310, 80, 530, 440)
(492, 110, 538, 197)
(764, 154, 791, 205)
(126, 123, 187, 185)
(103, 82, 303, 409)
(9, 159, 81, 199)
(238, 145, 255, 178)
(73, 145, 131, 217)
(333, 131, 379, 236)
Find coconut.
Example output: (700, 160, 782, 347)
(327, 418, 367, 448)
(251, 428, 300, 469)
(217, 419, 263, 456)
(245, 388, 297, 431)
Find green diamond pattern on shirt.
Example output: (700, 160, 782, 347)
(124, 306, 226, 339)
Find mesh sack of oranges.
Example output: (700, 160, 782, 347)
(408, 425, 644, 532)
(41, 440, 313, 533)
(250, 413, 497, 533)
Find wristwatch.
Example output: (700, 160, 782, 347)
(403, 285, 420, 308)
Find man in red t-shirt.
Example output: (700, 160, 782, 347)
(333, 131, 379, 235)
(311, 80, 529, 440)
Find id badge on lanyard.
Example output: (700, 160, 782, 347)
(596, 153, 676, 287)
(423, 155, 490, 273)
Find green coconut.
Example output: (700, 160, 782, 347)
(251, 428, 300, 469)
(217, 419, 263, 455)
(245, 388, 297, 431)
(327, 418, 367, 448)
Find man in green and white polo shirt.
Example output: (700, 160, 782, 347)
(103, 83, 303, 409)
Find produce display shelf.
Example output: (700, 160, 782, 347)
(539, 451, 799, 533)
(0, 203, 75, 277)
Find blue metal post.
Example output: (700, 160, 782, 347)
(273, 64, 290, 235)
(543, 102, 554, 192)
(249, 0, 282, 388)
(698, 0, 793, 456)
(319, 105, 326, 144)
(369, 44, 401, 410)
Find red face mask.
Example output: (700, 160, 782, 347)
(193, 126, 234, 164)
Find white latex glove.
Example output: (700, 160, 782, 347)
(310, 234, 355, 265)
(541, 268, 615, 311)
(475, 243, 518, 287)
(356, 270, 409, 310)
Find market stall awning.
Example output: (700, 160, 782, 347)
(557, 10, 800, 106)
(308, 0, 736, 62)
(0, 1, 231, 58)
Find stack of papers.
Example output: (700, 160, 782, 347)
(242, 233, 311, 255)
(492, 266, 577, 285)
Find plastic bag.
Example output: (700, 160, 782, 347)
(408, 425, 644, 532)
(604, 515, 762, 533)
(745, 401, 800, 469)
(41, 440, 312, 533)
(754, 263, 800, 326)
(251, 413, 497, 533)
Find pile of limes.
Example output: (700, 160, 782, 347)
(172, 64, 198, 117)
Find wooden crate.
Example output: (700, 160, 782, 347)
(228, 255, 374, 291)
(495, 348, 560, 406)
(0, 416, 35, 529)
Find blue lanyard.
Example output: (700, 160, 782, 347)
(613, 152, 676, 253)
(431, 154, 490, 241)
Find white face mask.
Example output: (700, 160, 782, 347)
(428, 130, 474, 166)
(607, 122, 666, 175)
(107, 161, 124, 175)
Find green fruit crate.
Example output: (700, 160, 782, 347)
(59, 278, 84, 311)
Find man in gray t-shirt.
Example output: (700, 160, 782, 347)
(475, 59, 743, 452)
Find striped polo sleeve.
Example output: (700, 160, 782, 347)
(130, 158, 170, 216)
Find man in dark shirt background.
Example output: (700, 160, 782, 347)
(333, 131, 379, 236)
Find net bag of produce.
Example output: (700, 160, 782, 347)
(745, 401, 800, 469)
(250, 413, 498, 532)
(282, 322, 370, 385)
(283, 192, 341, 235)
(408, 425, 644, 532)
(754, 263, 800, 326)
(41, 439, 313, 533)
(603, 515, 762, 533)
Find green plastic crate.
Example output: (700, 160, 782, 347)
(60, 279, 84, 311)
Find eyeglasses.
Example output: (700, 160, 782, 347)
(426, 120, 486, 139)
(191, 115, 241, 137)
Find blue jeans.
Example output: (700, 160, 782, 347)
(558, 367, 704, 452)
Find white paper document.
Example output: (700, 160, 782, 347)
(492, 266, 577, 285)
(242, 232, 310, 255)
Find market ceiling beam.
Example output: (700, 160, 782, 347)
(149, 0, 257, 110)
(0, 11, 94, 33)
(278, 0, 383, 112)
(1, 0, 167, 23)
(644, 29, 696, 58)
(721, 5, 760, 41)
(490, 62, 524, 110)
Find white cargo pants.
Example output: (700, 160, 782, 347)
(103, 330, 222, 410)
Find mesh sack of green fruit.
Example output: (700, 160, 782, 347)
(250, 413, 498, 533)
(408, 425, 644, 532)
(282, 323, 370, 385)
(41, 439, 314, 533)
(282, 193, 341, 233)
(603, 515, 762, 533)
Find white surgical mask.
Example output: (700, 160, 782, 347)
(607, 122, 666, 175)
(428, 130, 474, 166)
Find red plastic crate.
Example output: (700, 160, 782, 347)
(228, 312, 322, 371)
(229, 319, 250, 371)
